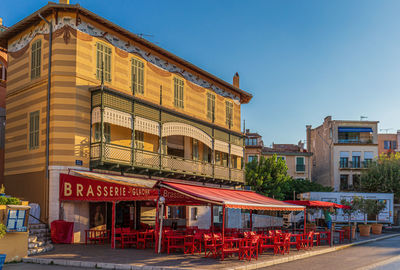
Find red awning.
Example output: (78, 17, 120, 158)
(284, 200, 351, 209)
(160, 182, 304, 211)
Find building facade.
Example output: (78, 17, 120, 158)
(307, 116, 379, 191)
(244, 130, 312, 180)
(378, 132, 399, 156)
(0, 1, 252, 226)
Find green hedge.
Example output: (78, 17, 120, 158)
(0, 196, 21, 205)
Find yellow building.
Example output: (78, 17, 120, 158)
(0, 1, 252, 223)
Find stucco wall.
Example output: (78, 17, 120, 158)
(0, 232, 28, 262)
(62, 201, 89, 243)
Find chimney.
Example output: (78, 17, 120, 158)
(306, 125, 312, 152)
(59, 0, 70, 4)
(233, 72, 239, 88)
(324, 116, 332, 123)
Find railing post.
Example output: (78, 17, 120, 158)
(100, 89, 104, 163)
(159, 85, 163, 171)
(131, 98, 135, 167)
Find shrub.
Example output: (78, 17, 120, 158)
(0, 223, 6, 239)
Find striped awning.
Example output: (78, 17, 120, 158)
(161, 182, 304, 211)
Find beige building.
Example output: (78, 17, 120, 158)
(378, 132, 399, 156)
(244, 130, 312, 180)
(307, 116, 379, 191)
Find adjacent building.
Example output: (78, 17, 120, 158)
(244, 130, 312, 180)
(0, 0, 252, 232)
(0, 18, 7, 185)
(307, 116, 379, 191)
(378, 131, 399, 156)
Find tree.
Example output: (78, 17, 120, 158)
(245, 155, 333, 200)
(361, 153, 400, 202)
(245, 155, 292, 200)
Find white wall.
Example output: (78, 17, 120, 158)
(63, 201, 89, 243)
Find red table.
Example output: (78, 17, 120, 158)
(121, 232, 137, 249)
(51, 220, 74, 244)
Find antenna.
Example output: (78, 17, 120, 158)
(380, 128, 393, 134)
(360, 116, 368, 121)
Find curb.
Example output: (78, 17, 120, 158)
(22, 233, 400, 270)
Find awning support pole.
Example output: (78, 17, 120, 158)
(304, 208, 306, 235)
(157, 204, 164, 254)
(210, 204, 213, 232)
(155, 199, 159, 253)
(111, 201, 116, 249)
(250, 210, 253, 231)
(222, 205, 226, 243)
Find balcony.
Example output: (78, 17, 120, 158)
(91, 142, 245, 183)
(339, 161, 371, 169)
(296, 164, 306, 172)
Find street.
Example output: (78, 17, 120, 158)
(262, 236, 400, 270)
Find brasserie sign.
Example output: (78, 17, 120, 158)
(59, 173, 158, 201)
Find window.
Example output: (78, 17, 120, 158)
(352, 152, 361, 168)
(245, 137, 258, 146)
(174, 77, 184, 108)
(0, 61, 6, 81)
(207, 92, 215, 121)
(6, 209, 27, 232)
(94, 123, 111, 143)
(225, 101, 233, 127)
(192, 139, 199, 160)
(96, 42, 112, 82)
(29, 111, 40, 150)
(296, 157, 305, 172)
(203, 145, 211, 163)
(248, 155, 257, 163)
(131, 58, 144, 95)
(340, 175, 349, 191)
(277, 156, 286, 162)
(221, 152, 228, 167)
(168, 206, 186, 219)
(31, 39, 41, 79)
(340, 151, 349, 168)
(364, 151, 374, 167)
(231, 155, 238, 168)
(384, 140, 397, 150)
(135, 130, 144, 149)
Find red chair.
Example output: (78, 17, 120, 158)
(273, 233, 291, 255)
(137, 231, 146, 249)
(239, 236, 259, 261)
(112, 228, 122, 247)
(298, 231, 314, 250)
(85, 229, 110, 245)
(145, 229, 155, 248)
(184, 235, 195, 254)
(259, 235, 274, 254)
(220, 238, 240, 261)
(204, 234, 222, 258)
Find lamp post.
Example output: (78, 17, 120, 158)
(157, 196, 165, 254)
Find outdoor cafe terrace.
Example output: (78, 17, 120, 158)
(49, 171, 356, 264)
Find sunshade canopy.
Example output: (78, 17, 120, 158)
(161, 182, 305, 211)
(284, 200, 351, 209)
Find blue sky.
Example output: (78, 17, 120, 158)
(2, 0, 400, 146)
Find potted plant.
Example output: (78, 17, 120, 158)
(340, 199, 356, 239)
(370, 200, 386, 235)
(353, 196, 371, 236)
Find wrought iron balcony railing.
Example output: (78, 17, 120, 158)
(90, 142, 244, 183)
(339, 160, 371, 169)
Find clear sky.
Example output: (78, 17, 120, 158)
(2, 0, 400, 146)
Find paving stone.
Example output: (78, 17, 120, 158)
(97, 262, 117, 269)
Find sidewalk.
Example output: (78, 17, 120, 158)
(23, 233, 400, 270)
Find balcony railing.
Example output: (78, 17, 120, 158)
(337, 139, 373, 144)
(296, 164, 305, 172)
(339, 161, 371, 169)
(91, 142, 244, 183)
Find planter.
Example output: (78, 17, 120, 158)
(371, 223, 383, 235)
(358, 224, 371, 237)
(342, 225, 356, 239)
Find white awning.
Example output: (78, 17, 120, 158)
(92, 107, 132, 130)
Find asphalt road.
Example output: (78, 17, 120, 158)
(261, 236, 400, 270)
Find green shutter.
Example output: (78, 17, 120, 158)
(31, 40, 41, 80)
(29, 111, 40, 149)
(174, 77, 184, 108)
(96, 43, 112, 82)
(132, 58, 144, 95)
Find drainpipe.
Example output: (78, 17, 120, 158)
(38, 13, 52, 220)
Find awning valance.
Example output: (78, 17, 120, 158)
(284, 200, 350, 209)
(92, 107, 132, 129)
(161, 182, 304, 211)
(338, 127, 373, 133)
